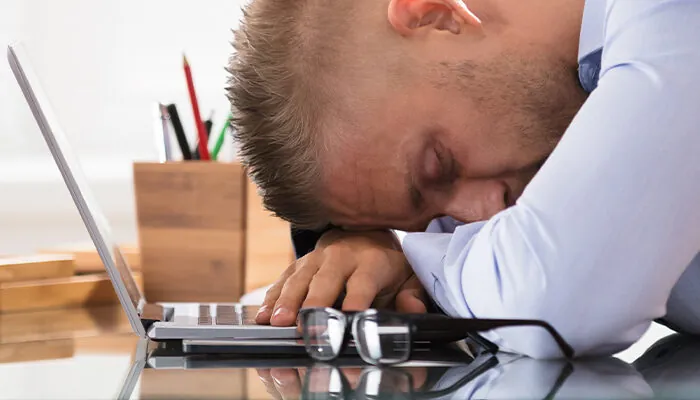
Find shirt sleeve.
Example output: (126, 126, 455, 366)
(425, 216, 468, 233)
(403, 0, 700, 358)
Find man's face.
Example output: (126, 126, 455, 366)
(321, 32, 587, 231)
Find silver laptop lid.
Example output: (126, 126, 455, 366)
(7, 43, 146, 337)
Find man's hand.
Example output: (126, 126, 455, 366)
(256, 366, 428, 399)
(255, 229, 427, 326)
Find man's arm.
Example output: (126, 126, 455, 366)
(403, 0, 700, 358)
(290, 217, 459, 260)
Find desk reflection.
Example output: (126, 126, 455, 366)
(633, 334, 700, 399)
(255, 356, 646, 399)
(119, 333, 700, 399)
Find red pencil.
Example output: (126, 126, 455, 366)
(183, 55, 211, 160)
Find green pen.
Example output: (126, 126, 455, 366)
(211, 114, 232, 161)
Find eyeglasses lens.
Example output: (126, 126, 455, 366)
(304, 365, 346, 399)
(357, 369, 412, 400)
(355, 314, 411, 365)
(302, 310, 347, 361)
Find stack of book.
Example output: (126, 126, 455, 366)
(0, 251, 140, 363)
(0, 249, 142, 313)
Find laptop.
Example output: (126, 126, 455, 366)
(7, 43, 297, 342)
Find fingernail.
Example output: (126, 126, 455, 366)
(271, 307, 289, 321)
(256, 305, 270, 316)
(257, 369, 271, 384)
(272, 376, 286, 387)
(271, 369, 294, 387)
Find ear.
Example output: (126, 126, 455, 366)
(388, 0, 482, 37)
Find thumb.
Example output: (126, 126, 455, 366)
(395, 275, 428, 314)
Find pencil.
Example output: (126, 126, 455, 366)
(183, 55, 210, 160)
(211, 115, 231, 161)
(166, 104, 192, 160)
(190, 112, 213, 160)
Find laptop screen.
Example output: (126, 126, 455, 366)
(8, 44, 146, 335)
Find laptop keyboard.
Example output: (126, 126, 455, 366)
(197, 304, 259, 326)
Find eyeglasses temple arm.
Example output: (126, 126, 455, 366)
(412, 316, 574, 358)
(458, 318, 574, 358)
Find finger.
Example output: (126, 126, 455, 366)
(344, 250, 412, 310)
(341, 270, 381, 311)
(271, 257, 321, 326)
(270, 368, 302, 400)
(301, 265, 350, 309)
(405, 367, 429, 389)
(307, 366, 338, 393)
(256, 264, 297, 324)
(297, 367, 308, 382)
(343, 367, 365, 389)
(257, 368, 273, 382)
(395, 275, 428, 314)
(257, 368, 282, 400)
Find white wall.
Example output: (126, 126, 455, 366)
(0, 0, 245, 254)
(0, 1, 247, 397)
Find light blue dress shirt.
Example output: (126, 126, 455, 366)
(401, 0, 700, 358)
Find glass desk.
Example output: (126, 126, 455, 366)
(0, 306, 698, 399)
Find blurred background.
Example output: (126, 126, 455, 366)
(0, 0, 245, 255)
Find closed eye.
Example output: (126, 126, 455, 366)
(433, 143, 457, 185)
(423, 147, 442, 180)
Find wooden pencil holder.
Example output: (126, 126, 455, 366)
(133, 161, 247, 302)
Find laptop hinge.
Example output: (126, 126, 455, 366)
(139, 303, 167, 332)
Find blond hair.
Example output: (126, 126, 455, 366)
(227, 0, 403, 230)
(227, 0, 353, 230)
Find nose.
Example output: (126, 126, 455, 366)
(441, 180, 508, 223)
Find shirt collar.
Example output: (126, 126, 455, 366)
(578, 0, 606, 61)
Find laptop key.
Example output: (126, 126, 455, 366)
(198, 304, 212, 325)
(214, 305, 241, 325)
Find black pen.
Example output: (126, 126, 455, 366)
(166, 104, 192, 160)
(204, 118, 213, 139)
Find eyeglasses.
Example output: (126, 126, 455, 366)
(301, 354, 498, 400)
(298, 308, 573, 365)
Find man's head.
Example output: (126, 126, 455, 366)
(228, 0, 588, 231)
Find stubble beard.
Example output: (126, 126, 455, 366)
(451, 47, 589, 157)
